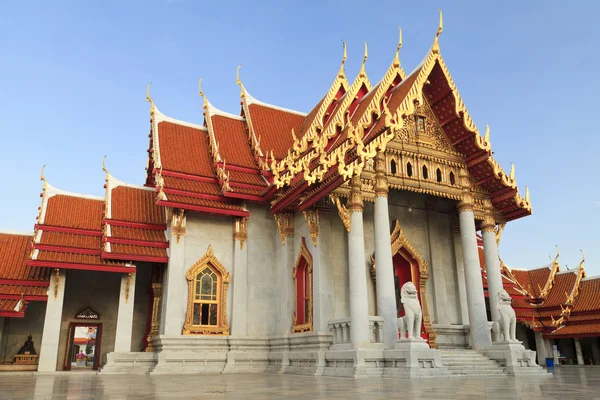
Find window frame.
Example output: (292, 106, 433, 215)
(183, 245, 230, 335)
(292, 238, 313, 333)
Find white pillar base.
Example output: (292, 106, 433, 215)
(486, 341, 549, 375)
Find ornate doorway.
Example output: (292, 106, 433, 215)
(63, 322, 102, 370)
(372, 220, 437, 347)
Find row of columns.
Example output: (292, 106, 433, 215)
(346, 156, 501, 351)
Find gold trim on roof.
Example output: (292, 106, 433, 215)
(539, 246, 561, 299)
(566, 251, 586, 305)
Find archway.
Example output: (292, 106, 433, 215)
(371, 220, 437, 346)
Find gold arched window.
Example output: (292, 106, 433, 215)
(183, 246, 230, 335)
(292, 238, 313, 333)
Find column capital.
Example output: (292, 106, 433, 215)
(348, 174, 363, 212)
(457, 169, 474, 213)
(374, 152, 388, 197)
(481, 199, 496, 233)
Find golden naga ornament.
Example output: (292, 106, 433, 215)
(171, 209, 186, 243)
(274, 213, 294, 245)
(303, 209, 319, 247)
(330, 195, 350, 232)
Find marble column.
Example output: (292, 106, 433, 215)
(534, 331, 549, 366)
(451, 224, 469, 325)
(114, 272, 136, 352)
(231, 217, 248, 336)
(457, 170, 492, 350)
(481, 200, 503, 324)
(373, 152, 398, 348)
(38, 269, 66, 372)
(591, 338, 600, 365)
(160, 210, 187, 336)
(348, 175, 370, 348)
(575, 338, 584, 365)
(426, 202, 449, 325)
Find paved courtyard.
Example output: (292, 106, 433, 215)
(0, 367, 598, 399)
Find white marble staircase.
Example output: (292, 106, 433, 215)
(440, 349, 506, 376)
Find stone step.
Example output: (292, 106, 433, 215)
(439, 349, 507, 376)
(446, 365, 503, 371)
(443, 362, 500, 367)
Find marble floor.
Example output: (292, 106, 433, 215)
(0, 367, 597, 400)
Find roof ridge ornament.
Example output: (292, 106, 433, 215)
(484, 124, 490, 144)
(393, 27, 403, 67)
(432, 9, 443, 54)
(338, 41, 347, 78)
(146, 83, 156, 116)
(236, 64, 245, 98)
(359, 41, 368, 77)
(509, 163, 515, 181)
(40, 165, 47, 190)
(198, 77, 208, 107)
(101, 155, 110, 179)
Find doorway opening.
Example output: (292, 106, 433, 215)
(63, 323, 102, 371)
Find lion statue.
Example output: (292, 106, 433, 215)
(396, 281, 422, 339)
(492, 290, 518, 342)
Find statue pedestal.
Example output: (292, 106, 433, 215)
(383, 339, 448, 378)
(486, 341, 549, 376)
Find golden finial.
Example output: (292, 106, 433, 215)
(484, 125, 490, 143)
(393, 27, 403, 67)
(554, 245, 560, 262)
(236, 64, 245, 97)
(146, 83, 156, 116)
(40, 165, 47, 188)
(198, 77, 208, 106)
(580, 249, 585, 267)
(359, 41, 369, 77)
(342, 41, 347, 66)
(432, 9, 443, 54)
(509, 163, 515, 181)
(525, 186, 530, 203)
(291, 128, 297, 142)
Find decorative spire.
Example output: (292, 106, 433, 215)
(359, 41, 368, 77)
(432, 9, 443, 54)
(338, 41, 347, 78)
(509, 163, 515, 181)
(393, 27, 403, 67)
(198, 77, 208, 107)
(102, 155, 111, 180)
(484, 124, 490, 143)
(40, 165, 47, 190)
(236, 64, 245, 97)
(146, 83, 156, 116)
(525, 186, 530, 203)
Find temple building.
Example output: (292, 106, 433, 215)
(0, 14, 594, 377)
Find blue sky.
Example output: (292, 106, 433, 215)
(1, 1, 598, 274)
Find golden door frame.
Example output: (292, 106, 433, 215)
(372, 220, 437, 347)
(183, 245, 230, 335)
(291, 237, 314, 333)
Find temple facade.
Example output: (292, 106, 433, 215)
(0, 15, 591, 377)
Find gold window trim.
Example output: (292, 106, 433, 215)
(183, 245, 230, 335)
(292, 237, 313, 333)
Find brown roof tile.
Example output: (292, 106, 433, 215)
(44, 196, 103, 230)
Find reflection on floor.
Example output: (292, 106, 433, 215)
(1, 367, 598, 399)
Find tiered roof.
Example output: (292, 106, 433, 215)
(479, 245, 597, 339)
(0, 231, 50, 317)
(27, 170, 135, 274)
(102, 162, 169, 263)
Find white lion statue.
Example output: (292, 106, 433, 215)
(492, 290, 518, 342)
(397, 281, 422, 340)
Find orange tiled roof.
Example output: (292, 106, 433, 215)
(157, 121, 215, 177)
(0, 233, 49, 281)
(44, 195, 103, 230)
(246, 104, 306, 162)
(543, 272, 576, 307)
(40, 232, 101, 250)
(110, 186, 166, 225)
(572, 278, 600, 312)
(109, 226, 166, 242)
(548, 323, 600, 337)
(211, 115, 257, 169)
